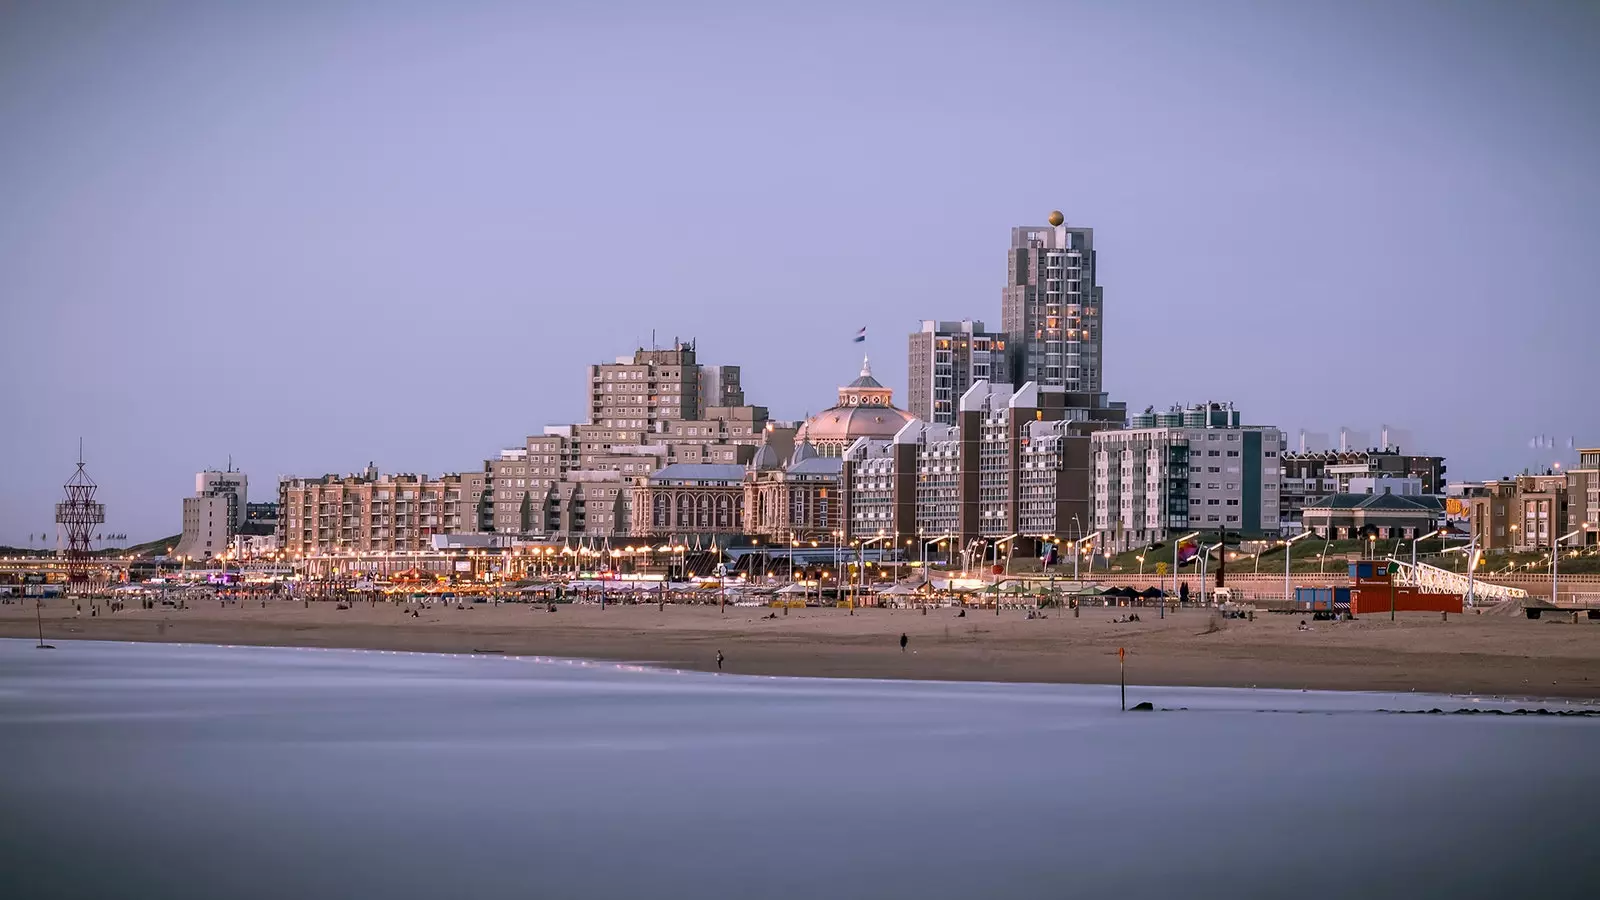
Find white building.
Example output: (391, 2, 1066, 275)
(1345, 476, 1424, 497)
(175, 469, 249, 560)
(1092, 403, 1283, 552)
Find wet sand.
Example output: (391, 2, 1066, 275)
(4, 598, 1598, 699)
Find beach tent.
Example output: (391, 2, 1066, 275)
(777, 582, 809, 595)
(1139, 586, 1166, 599)
(877, 581, 920, 596)
(1076, 585, 1108, 596)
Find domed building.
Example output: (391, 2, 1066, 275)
(797, 356, 919, 456)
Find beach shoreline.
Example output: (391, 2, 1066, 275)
(3, 599, 1598, 699)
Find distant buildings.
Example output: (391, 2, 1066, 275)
(1093, 403, 1284, 552)
(1462, 460, 1598, 552)
(1278, 448, 1447, 534)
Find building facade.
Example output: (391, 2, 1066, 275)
(840, 380, 1092, 554)
(743, 441, 844, 542)
(906, 320, 1007, 425)
(630, 463, 747, 540)
(175, 469, 250, 559)
(1568, 448, 1600, 546)
(1092, 403, 1284, 552)
(277, 466, 479, 554)
(1001, 220, 1101, 394)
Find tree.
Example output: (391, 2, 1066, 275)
(519, 493, 532, 534)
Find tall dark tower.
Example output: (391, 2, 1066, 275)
(55, 440, 105, 594)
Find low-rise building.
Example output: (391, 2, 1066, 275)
(1302, 493, 1443, 540)
(630, 463, 748, 540)
(743, 440, 844, 542)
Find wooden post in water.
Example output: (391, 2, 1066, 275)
(1119, 646, 1126, 711)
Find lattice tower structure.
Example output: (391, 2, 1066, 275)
(55, 453, 105, 592)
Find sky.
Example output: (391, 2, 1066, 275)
(2, 0, 1597, 545)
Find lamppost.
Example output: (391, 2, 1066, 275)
(1553, 528, 1583, 607)
(1283, 530, 1314, 602)
(857, 535, 889, 613)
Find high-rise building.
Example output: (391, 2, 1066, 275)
(589, 343, 701, 429)
(1001, 220, 1101, 394)
(906, 320, 1008, 425)
(175, 469, 249, 560)
(1092, 403, 1284, 551)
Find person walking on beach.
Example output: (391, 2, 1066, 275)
(900, 633, 908, 652)
(716, 650, 724, 670)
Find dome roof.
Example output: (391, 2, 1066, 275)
(799, 405, 917, 446)
(750, 443, 782, 471)
(790, 439, 819, 466)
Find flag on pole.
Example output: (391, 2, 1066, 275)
(1177, 540, 1198, 564)
(853, 326, 867, 343)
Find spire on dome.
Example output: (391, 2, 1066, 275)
(860, 355, 872, 378)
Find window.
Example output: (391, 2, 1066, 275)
(1208, 450, 1220, 457)
(1226, 450, 1239, 457)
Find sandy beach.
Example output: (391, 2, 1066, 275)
(4, 598, 1599, 699)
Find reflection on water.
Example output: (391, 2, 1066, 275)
(0, 640, 1596, 899)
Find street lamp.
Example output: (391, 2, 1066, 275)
(1283, 530, 1315, 602)
(1553, 528, 1583, 606)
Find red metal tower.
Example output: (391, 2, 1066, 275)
(55, 441, 105, 593)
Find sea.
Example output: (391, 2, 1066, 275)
(1, 639, 1596, 899)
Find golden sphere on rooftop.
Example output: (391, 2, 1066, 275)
(1047, 210, 1064, 227)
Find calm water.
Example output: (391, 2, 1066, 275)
(1, 640, 1596, 899)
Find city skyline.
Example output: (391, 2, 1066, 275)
(3, 1, 1598, 543)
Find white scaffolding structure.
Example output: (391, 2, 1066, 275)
(1387, 558, 1528, 603)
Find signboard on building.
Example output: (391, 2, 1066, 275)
(454, 561, 472, 572)
(1445, 498, 1470, 521)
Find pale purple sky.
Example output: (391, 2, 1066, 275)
(2, 0, 1597, 544)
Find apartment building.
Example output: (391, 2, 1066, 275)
(840, 381, 1091, 552)
(277, 466, 479, 554)
(589, 343, 701, 428)
(1092, 403, 1284, 552)
(906, 320, 1008, 425)
(1568, 447, 1600, 546)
